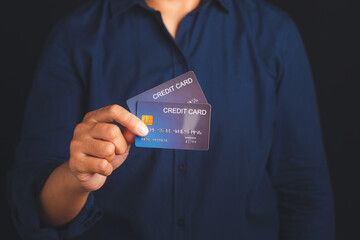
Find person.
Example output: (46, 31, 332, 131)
(8, 0, 335, 239)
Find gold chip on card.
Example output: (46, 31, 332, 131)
(141, 115, 153, 125)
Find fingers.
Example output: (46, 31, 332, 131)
(70, 156, 114, 176)
(121, 127, 136, 144)
(84, 104, 149, 136)
(111, 145, 131, 169)
(88, 123, 128, 155)
(69, 104, 143, 183)
(82, 138, 116, 162)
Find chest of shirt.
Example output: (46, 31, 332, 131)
(71, 6, 278, 173)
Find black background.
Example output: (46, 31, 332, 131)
(1, 0, 359, 239)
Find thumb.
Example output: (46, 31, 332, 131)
(121, 127, 137, 144)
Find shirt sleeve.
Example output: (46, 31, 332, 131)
(267, 18, 335, 239)
(7, 22, 102, 239)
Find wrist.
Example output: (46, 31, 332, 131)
(63, 161, 91, 196)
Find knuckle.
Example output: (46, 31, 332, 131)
(97, 160, 110, 175)
(105, 166, 113, 176)
(106, 124, 120, 139)
(103, 143, 115, 156)
(118, 144, 128, 155)
(74, 123, 87, 136)
(83, 111, 93, 121)
(108, 104, 122, 117)
(125, 114, 137, 126)
(97, 160, 107, 172)
(107, 154, 115, 162)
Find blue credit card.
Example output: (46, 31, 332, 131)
(135, 101, 211, 151)
(126, 71, 208, 114)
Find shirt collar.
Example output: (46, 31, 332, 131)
(109, 0, 229, 16)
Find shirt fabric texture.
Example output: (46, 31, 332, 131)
(8, 0, 335, 239)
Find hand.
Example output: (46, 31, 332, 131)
(68, 104, 148, 192)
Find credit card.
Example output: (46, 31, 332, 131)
(126, 71, 207, 114)
(135, 101, 211, 151)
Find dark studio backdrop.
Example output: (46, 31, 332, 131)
(1, 0, 359, 239)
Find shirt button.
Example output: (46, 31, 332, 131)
(178, 164, 186, 172)
(177, 218, 186, 227)
(177, 55, 185, 63)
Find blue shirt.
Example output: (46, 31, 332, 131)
(8, 0, 335, 239)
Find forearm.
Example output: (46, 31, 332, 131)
(38, 105, 145, 227)
(39, 161, 90, 227)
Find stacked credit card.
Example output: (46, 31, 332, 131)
(126, 71, 211, 151)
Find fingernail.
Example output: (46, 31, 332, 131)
(137, 122, 149, 136)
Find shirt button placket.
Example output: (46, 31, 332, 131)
(173, 150, 188, 240)
(177, 55, 185, 64)
(178, 164, 186, 172)
(177, 218, 186, 227)
(171, 19, 190, 240)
